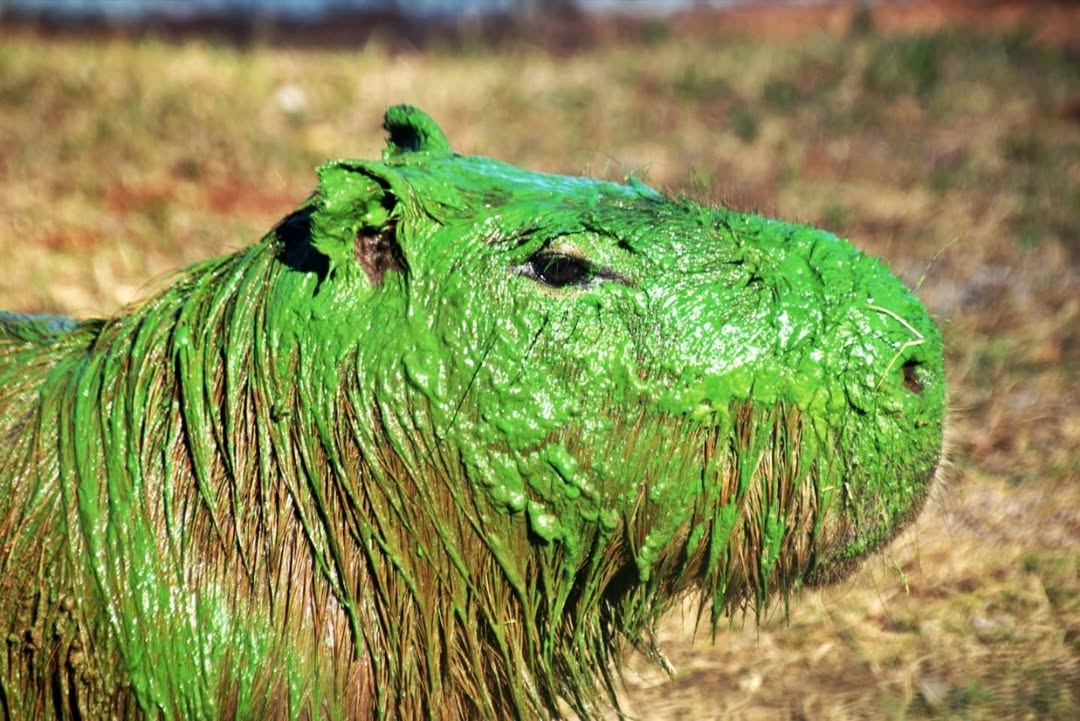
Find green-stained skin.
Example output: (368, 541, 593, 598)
(0, 106, 945, 720)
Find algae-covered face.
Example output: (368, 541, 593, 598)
(299, 106, 945, 613)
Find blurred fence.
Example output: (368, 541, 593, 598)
(1, 0, 762, 20)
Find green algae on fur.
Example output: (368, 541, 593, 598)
(0, 105, 945, 720)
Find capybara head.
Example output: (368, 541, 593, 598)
(0, 105, 945, 720)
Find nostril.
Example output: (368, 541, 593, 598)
(902, 360, 923, 394)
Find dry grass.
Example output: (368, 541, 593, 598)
(1, 4, 1077, 718)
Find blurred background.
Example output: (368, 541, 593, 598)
(1, 1, 1077, 718)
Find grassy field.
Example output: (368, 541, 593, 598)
(1, 4, 1078, 719)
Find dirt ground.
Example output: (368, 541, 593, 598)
(1, 1, 1077, 718)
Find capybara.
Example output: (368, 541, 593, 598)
(0, 106, 945, 720)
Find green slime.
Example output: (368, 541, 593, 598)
(0, 105, 945, 720)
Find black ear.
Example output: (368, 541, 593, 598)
(382, 105, 453, 157)
(276, 207, 329, 281)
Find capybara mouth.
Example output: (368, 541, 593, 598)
(802, 459, 941, 589)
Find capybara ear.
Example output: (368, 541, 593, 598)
(311, 161, 404, 287)
(382, 104, 453, 158)
(274, 206, 330, 281)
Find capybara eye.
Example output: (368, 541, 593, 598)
(525, 253, 593, 288)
